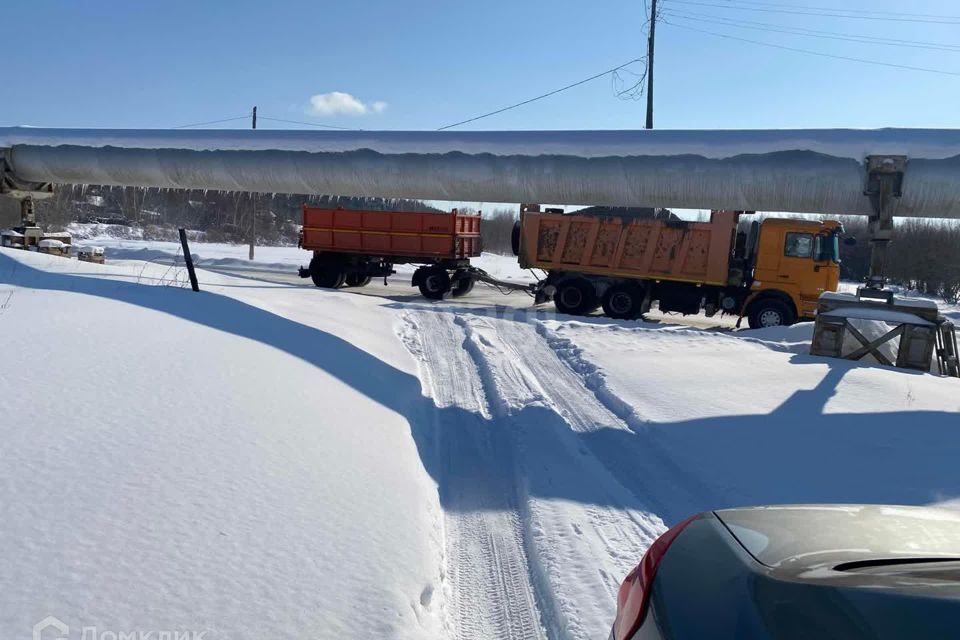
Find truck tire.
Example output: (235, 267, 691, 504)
(310, 256, 346, 289)
(747, 297, 795, 329)
(451, 277, 475, 297)
(601, 283, 644, 319)
(511, 220, 521, 256)
(554, 278, 598, 316)
(418, 268, 451, 300)
(344, 274, 372, 287)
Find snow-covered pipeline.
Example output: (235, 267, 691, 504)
(3, 127, 960, 217)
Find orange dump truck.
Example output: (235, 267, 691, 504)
(298, 205, 483, 298)
(517, 206, 843, 328)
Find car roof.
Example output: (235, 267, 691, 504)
(715, 504, 960, 571)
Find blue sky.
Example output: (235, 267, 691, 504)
(4, 0, 958, 132)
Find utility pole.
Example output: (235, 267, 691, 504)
(645, 0, 657, 129)
(249, 106, 257, 260)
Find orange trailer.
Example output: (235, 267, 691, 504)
(298, 205, 484, 298)
(301, 206, 481, 259)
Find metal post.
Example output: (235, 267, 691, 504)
(249, 105, 257, 261)
(178, 228, 200, 292)
(645, 0, 657, 130)
(862, 155, 906, 289)
(20, 197, 35, 226)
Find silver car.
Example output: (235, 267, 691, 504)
(611, 504, 960, 640)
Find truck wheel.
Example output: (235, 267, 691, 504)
(344, 274, 372, 287)
(451, 277, 475, 297)
(554, 278, 598, 316)
(310, 257, 346, 289)
(748, 298, 795, 329)
(601, 283, 644, 319)
(418, 268, 451, 300)
(511, 220, 521, 256)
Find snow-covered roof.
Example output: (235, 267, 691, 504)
(1, 229, 24, 237)
(821, 291, 939, 311)
(43, 231, 72, 239)
(38, 239, 65, 248)
(823, 306, 935, 326)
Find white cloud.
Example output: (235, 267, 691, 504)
(307, 92, 387, 116)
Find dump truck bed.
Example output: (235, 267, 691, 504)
(519, 210, 738, 285)
(301, 206, 481, 260)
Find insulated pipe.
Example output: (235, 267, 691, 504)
(2, 128, 960, 217)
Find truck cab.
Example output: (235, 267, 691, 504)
(743, 218, 842, 326)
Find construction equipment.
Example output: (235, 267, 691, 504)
(517, 206, 842, 327)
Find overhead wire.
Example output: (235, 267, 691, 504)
(664, 0, 960, 24)
(436, 57, 645, 130)
(613, 0, 663, 101)
(661, 10, 960, 52)
(172, 115, 250, 129)
(674, 0, 960, 20)
(661, 20, 960, 76)
(257, 116, 357, 130)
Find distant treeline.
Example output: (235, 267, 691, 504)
(836, 216, 960, 304)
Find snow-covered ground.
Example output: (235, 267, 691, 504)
(1, 245, 958, 640)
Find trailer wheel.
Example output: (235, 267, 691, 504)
(344, 274, 372, 287)
(310, 256, 346, 289)
(554, 278, 598, 316)
(451, 277, 475, 297)
(511, 220, 521, 256)
(747, 297, 795, 329)
(418, 268, 451, 300)
(601, 283, 644, 319)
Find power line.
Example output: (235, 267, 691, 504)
(662, 20, 960, 75)
(436, 58, 645, 130)
(173, 115, 250, 129)
(257, 116, 357, 130)
(665, 0, 960, 24)
(662, 10, 960, 52)
(679, 0, 960, 20)
(612, 65, 648, 101)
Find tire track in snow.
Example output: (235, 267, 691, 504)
(398, 311, 547, 640)
(450, 314, 664, 639)
(532, 321, 723, 522)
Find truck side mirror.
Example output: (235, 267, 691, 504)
(843, 236, 857, 246)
